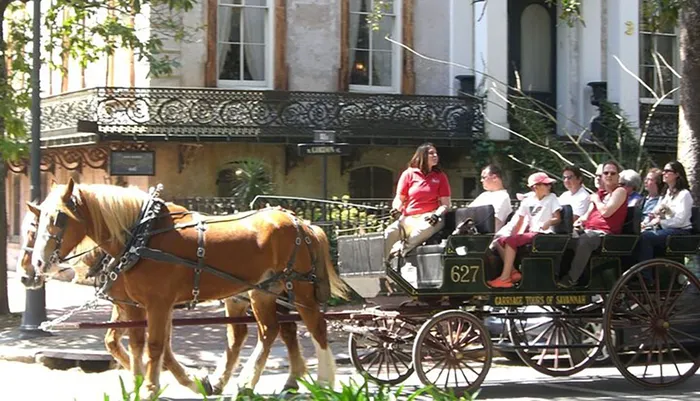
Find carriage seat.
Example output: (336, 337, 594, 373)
(443, 205, 497, 255)
(600, 206, 642, 254)
(665, 206, 700, 254)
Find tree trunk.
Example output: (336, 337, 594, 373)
(0, 4, 11, 315)
(0, 158, 8, 315)
(679, 4, 700, 204)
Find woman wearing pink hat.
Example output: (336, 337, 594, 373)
(488, 172, 562, 288)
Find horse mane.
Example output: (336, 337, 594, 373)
(73, 184, 150, 248)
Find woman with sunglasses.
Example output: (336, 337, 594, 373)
(637, 161, 694, 263)
(557, 160, 628, 288)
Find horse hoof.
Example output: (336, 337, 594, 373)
(282, 383, 299, 392)
(198, 376, 214, 396)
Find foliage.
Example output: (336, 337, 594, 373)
(103, 375, 166, 401)
(219, 158, 275, 212)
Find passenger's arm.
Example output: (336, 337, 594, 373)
(391, 195, 407, 211)
(574, 202, 594, 227)
(435, 196, 451, 217)
(593, 187, 626, 218)
(511, 215, 525, 235)
(543, 209, 562, 230)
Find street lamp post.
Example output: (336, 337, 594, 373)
(19, 0, 50, 338)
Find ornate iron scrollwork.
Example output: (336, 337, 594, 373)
(5, 142, 152, 174)
(639, 103, 678, 151)
(35, 87, 485, 143)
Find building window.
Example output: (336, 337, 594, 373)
(348, 166, 394, 198)
(639, 1, 679, 104)
(348, 0, 402, 93)
(217, 0, 273, 88)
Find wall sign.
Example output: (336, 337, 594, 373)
(110, 151, 156, 176)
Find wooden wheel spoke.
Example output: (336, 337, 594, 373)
(621, 286, 654, 319)
(662, 334, 685, 377)
(635, 272, 659, 316)
(623, 328, 654, 368)
(536, 324, 557, 366)
(668, 326, 700, 343)
(661, 269, 679, 310)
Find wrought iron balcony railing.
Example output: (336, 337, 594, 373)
(35, 87, 485, 145)
(639, 103, 678, 152)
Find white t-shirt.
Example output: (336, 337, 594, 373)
(470, 189, 513, 226)
(516, 192, 562, 234)
(558, 186, 590, 218)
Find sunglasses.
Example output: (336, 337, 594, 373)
(663, 169, 675, 174)
(602, 171, 617, 176)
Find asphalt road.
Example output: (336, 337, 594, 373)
(1, 359, 698, 400)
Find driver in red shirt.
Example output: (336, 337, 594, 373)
(384, 143, 452, 263)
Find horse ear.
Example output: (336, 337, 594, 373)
(26, 202, 41, 216)
(62, 178, 75, 202)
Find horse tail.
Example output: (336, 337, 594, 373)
(307, 223, 351, 302)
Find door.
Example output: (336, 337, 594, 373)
(508, 0, 557, 113)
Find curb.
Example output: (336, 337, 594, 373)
(0, 346, 353, 371)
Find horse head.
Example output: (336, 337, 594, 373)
(31, 178, 89, 274)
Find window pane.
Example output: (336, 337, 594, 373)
(640, 66, 654, 98)
(372, 15, 394, 51)
(243, 44, 266, 80)
(242, 6, 265, 45)
(640, 34, 653, 65)
(654, 35, 675, 65)
(245, 0, 266, 5)
(219, 43, 242, 80)
(350, 50, 370, 85)
(352, 15, 370, 50)
(220, 0, 242, 5)
(219, 6, 241, 43)
(657, 67, 674, 95)
(371, 50, 392, 86)
(374, 0, 395, 15)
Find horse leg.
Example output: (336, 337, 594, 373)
(104, 304, 131, 370)
(125, 306, 147, 379)
(295, 290, 336, 388)
(236, 290, 280, 392)
(210, 298, 249, 395)
(278, 320, 306, 391)
(143, 304, 172, 399)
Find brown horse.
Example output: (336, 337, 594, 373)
(20, 204, 336, 394)
(29, 179, 349, 398)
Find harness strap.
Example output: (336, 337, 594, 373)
(188, 212, 207, 310)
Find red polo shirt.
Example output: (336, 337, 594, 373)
(397, 168, 451, 216)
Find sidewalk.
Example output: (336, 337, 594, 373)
(2, 245, 353, 373)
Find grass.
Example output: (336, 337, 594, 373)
(104, 374, 480, 401)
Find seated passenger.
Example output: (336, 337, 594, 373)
(557, 160, 628, 288)
(487, 173, 562, 288)
(384, 143, 451, 263)
(558, 165, 591, 221)
(468, 164, 512, 232)
(640, 167, 664, 229)
(619, 169, 644, 207)
(637, 161, 694, 262)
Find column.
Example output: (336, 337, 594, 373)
(606, 0, 640, 132)
(449, 0, 473, 94)
(578, 0, 603, 134)
(557, 5, 579, 137)
(473, 0, 509, 141)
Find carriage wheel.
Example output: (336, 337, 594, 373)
(348, 317, 416, 385)
(604, 258, 700, 388)
(507, 305, 604, 376)
(412, 310, 492, 396)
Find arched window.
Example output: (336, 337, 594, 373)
(348, 166, 393, 198)
(520, 4, 552, 92)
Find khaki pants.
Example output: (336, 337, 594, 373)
(384, 212, 445, 259)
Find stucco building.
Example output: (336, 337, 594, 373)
(4, 0, 680, 239)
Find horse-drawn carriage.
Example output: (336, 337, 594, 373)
(20, 181, 700, 398)
(337, 203, 700, 394)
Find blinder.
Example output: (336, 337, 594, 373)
(44, 196, 79, 269)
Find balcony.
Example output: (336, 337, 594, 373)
(33, 87, 486, 147)
(640, 103, 679, 153)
